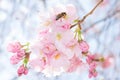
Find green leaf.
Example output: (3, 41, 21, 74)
(23, 58, 28, 66)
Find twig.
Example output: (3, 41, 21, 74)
(70, 0, 103, 28)
(84, 9, 120, 33)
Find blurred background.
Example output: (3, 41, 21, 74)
(0, 0, 120, 80)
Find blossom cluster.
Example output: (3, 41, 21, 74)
(7, 42, 30, 76)
(7, 4, 105, 78)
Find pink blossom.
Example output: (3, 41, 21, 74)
(39, 29, 50, 38)
(50, 50, 70, 70)
(66, 39, 77, 48)
(66, 39, 82, 57)
(45, 4, 77, 30)
(10, 49, 25, 65)
(7, 4, 104, 78)
(17, 65, 25, 76)
(67, 55, 82, 72)
(61, 24, 71, 31)
(17, 65, 28, 76)
(56, 29, 74, 43)
(10, 55, 21, 64)
(55, 4, 77, 23)
(7, 42, 22, 53)
(53, 29, 76, 58)
(30, 58, 47, 71)
(24, 68, 28, 75)
(79, 41, 89, 53)
(102, 56, 114, 68)
(86, 54, 95, 64)
(89, 62, 97, 78)
(42, 43, 56, 55)
(17, 49, 25, 58)
(89, 62, 97, 70)
(89, 69, 97, 78)
(87, 55, 97, 78)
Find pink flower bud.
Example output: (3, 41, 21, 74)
(7, 42, 22, 53)
(17, 49, 25, 58)
(102, 56, 114, 68)
(10, 55, 21, 64)
(17, 65, 28, 76)
(79, 41, 89, 53)
(24, 68, 28, 75)
(89, 69, 97, 78)
(86, 55, 95, 64)
(17, 65, 25, 76)
(89, 62, 97, 70)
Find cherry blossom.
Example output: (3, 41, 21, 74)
(67, 55, 82, 72)
(17, 49, 25, 58)
(102, 55, 114, 68)
(7, 42, 22, 53)
(30, 58, 46, 72)
(17, 65, 28, 76)
(8, 42, 30, 76)
(7, 4, 105, 78)
(79, 41, 89, 53)
(10, 54, 22, 64)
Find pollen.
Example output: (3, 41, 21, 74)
(56, 33, 62, 40)
(69, 45, 75, 50)
(54, 54, 61, 60)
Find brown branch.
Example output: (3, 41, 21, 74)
(70, 0, 103, 28)
(84, 9, 120, 33)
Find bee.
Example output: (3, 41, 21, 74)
(56, 12, 67, 20)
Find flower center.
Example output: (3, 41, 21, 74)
(56, 33, 62, 40)
(54, 54, 61, 60)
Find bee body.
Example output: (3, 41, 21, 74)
(56, 12, 67, 20)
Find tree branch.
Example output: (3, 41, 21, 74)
(84, 9, 120, 33)
(70, 0, 103, 28)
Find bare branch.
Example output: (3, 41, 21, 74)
(70, 0, 103, 28)
(80, 0, 103, 23)
(84, 9, 120, 33)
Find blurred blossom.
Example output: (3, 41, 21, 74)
(0, 0, 120, 80)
